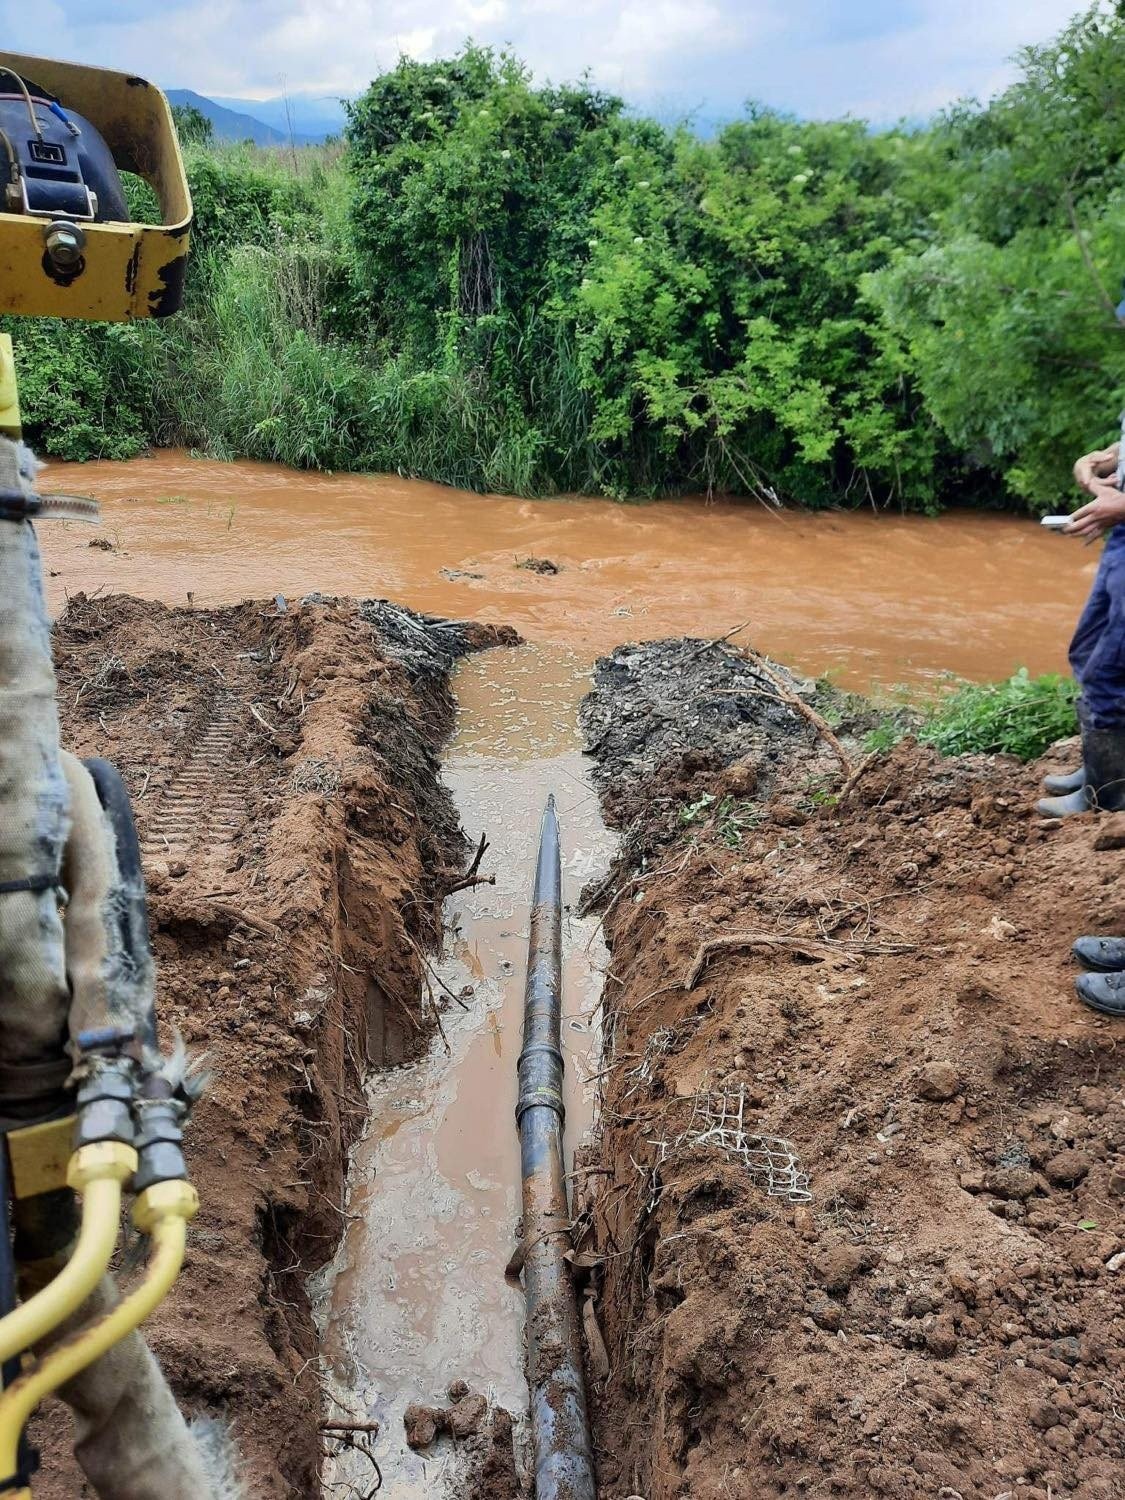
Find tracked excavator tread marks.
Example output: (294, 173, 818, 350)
(139, 692, 249, 862)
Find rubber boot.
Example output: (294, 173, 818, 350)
(1037, 723, 1125, 818)
(1042, 764, 1085, 794)
(1072, 935, 1125, 972)
(1075, 970, 1125, 1017)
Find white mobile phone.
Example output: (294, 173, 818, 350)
(1040, 516, 1072, 529)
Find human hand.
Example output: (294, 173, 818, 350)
(1064, 482, 1125, 539)
(1074, 446, 1120, 494)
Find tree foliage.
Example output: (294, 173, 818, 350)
(863, 6, 1125, 508)
(171, 103, 214, 148)
(9, 10, 1125, 511)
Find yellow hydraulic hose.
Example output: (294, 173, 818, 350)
(0, 1142, 136, 1367)
(0, 1176, 198, 1492)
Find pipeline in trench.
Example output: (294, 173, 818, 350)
(309, 643, 615, 1496)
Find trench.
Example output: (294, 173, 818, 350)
(34, 451, 1098, 1498)
(308, 644, 614, 1493)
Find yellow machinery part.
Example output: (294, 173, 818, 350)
(0, 1176, 198, 1487)
(4, 1116, 74, 1200)
(0, 335, 19, 437)
(0, 51, 192, 321)
(0, 1142, 135, 1366)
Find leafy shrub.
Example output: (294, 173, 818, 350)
(918, 669, 1079, 760)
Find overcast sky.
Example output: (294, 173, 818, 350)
(0, 0, 1094, 123)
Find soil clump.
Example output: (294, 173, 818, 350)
(580, 639, 1123, 1500)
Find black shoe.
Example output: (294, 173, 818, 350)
(1073, 935, 1125, 972)
(1075, 970, 1125, 1016)
(1038, 722, 1125, 818)
(1042, 764, 1085, 795)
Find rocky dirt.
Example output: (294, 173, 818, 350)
(579, 639, 1124, 1500)
(32, 592, 513, 1500)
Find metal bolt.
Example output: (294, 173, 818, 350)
(43, 220, 85, 272)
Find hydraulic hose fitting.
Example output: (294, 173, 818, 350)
(132, 1096, 188, 1196)
(0, 1177, 198, 1495)
(132, 1178, 199, 1237)
(66, 1140, 136, 1195)
(72, 1053, 137, 1150)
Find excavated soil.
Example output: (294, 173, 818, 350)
(32, 592, 513, 1500)
(580, 640, 1124, 1500)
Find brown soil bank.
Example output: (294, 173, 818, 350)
(580, 641, 1123, 1500)
(34, 593, 511, 1499)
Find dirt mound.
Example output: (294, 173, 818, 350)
(581, 646, 1123, 1500)
(579, 638, 824, 832)
(32, 592, 508, 1499)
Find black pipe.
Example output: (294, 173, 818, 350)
(0, 1142, 17, 1388)
(516, 795, 596, 1500)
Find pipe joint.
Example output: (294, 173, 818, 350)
(132, 1098, 188, 1195)
(72, 1056, 137, 1149)
(132, 1179, 198, 1236)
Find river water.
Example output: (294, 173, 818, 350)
(37, 452, 1093, 1494)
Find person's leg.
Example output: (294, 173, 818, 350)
(1078, 541, 1125, 732)
(1068, 546, 1113, 686)
(1039, 546, 1125, 813)
(1043, 547, 1114, 793)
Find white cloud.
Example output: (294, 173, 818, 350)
(0, 0, 1094, 120)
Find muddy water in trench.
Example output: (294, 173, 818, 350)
(309, 645, 614, 1493)
(37, 451, 1096, 1492)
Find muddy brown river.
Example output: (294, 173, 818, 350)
(38, 452, 1094, 1495)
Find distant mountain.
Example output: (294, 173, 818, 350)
(165, 88, 327, 146)
(211, 93, 349, 142)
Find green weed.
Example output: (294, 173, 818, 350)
(918, 669, 1078, 761)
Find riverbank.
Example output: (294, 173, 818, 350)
(580, 639, 1124, 1500)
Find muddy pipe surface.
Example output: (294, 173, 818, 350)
(516, 795, 597, 1500)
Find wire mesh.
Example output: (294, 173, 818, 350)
(647, 1082, 812, 1204)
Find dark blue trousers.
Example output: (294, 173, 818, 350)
(1069, 527, 1125, 728)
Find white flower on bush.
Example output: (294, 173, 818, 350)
(791, 172, 810, 185)
(614, 155, 632, 168)
(633, 235, 645, 244)
(787, 144, 803, 155)
(500, 149, 511, 159)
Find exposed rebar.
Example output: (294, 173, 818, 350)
(516, 795, 596, 1500)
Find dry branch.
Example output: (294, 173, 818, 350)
(738, 646, 853, 775)
(838, 748, 881, 803)
(689, 620, 753, 660)
(683, 930, 921, 989)
(206, 900, 280, 940)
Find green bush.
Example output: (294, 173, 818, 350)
(917, 669, 1079, 760)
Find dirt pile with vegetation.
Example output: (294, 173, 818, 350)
(32, 593, 512, 1499)
(8, 9, 1122, 511)
(580, 639, 1123, 1500)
